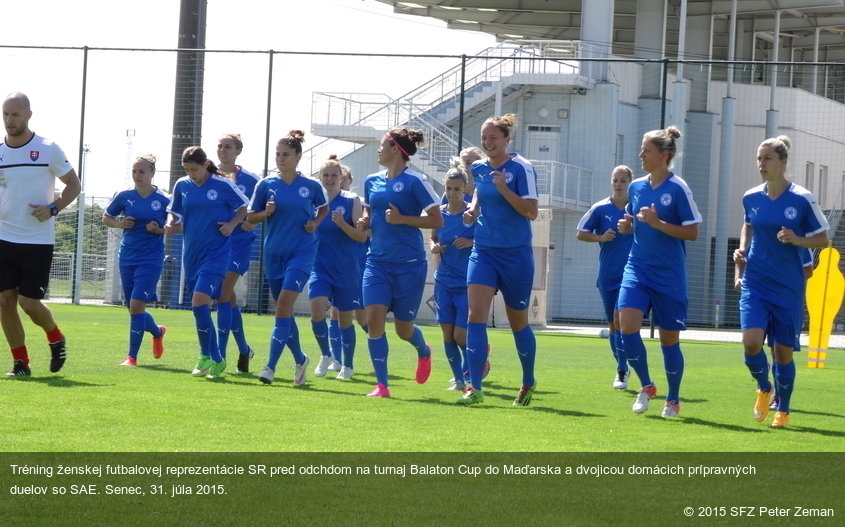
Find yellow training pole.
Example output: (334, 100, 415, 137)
(805, 247, 844, 368)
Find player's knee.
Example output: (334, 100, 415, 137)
(17, 296, 44, 316)
(0, 292, 16, 310)
(394, 322, 414, 340)
(742, 343, 763, 356)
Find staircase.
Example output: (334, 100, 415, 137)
(305, 40, 595, 175)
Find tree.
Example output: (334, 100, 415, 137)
(53, 201, 109, 256)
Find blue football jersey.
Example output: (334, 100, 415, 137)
(105, 187, 170, 265)
(434, 204, 475, 289)
(249, 172, 328, 262)
(622, 173, 702, 295)
(471, 153, 538, 249)
(228, 166, 261, 241)
(168, 174, 248, 280)
(577, 197, 633, 291)
(314, 191, 363, 288)
(742, 182, 828, 307)
(363, 168, 440, 263)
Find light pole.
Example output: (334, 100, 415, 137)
(72, 144, 91, 304)
(126, 129, 135, 187)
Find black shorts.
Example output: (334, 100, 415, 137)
(0, 240, 54, 299)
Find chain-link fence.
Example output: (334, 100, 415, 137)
(4, 42, 844, 329)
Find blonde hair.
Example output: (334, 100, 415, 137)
(483, 113, 517, 137)
(135, 154, 157, 172)
(444, 156, 467, 185)
(759, 135, 791, 160)
(643, 125, 682, 162)
(460, 146, 483, 162)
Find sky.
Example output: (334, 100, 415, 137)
(0, 0, 497, 197)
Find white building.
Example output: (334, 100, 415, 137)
(302, 1, 845, 327)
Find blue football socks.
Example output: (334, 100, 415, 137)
(329, 319, 341, 362)
(774, 360, 796, 413)
(216, 301, 232, 360)
(744, 350, 772, 393)
(312, 319, 331, 358)
(143, 312, 162, 338)
(613, 331, 628, 371)
(286, 318, 306, 364)
(230, 306, 251, 356)
(368, 334, 389, 386)
(661, 343, 684, 404)
(405, 325, 430, 358)
(267, 317, 292, 370)
(513, 326, 536, 387)
(443, 340, 463, 382)
(128, 313, 145, 359)
(340, 324, 356, 368)
(466, 322, 489, 390)
(621, 331, 652, 388)
(193, 304, 221, 362)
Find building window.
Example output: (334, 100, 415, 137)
(615, 134, 624, 168)
(818, 165, 828, 208)
(805, 162, 815, 193)
(841, 171, 845, 209)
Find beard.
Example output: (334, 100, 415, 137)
(5, 124, 27, 137)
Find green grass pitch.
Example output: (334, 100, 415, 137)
(1, 304, 842, 452)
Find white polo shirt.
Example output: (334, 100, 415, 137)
(0, 133, 74, 244)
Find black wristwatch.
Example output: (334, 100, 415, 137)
(48, 204, 59, 217)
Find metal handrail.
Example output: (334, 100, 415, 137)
(299, 136, 363, 178)
(307, 41, 587, 171)
(311, 41, 585, 130)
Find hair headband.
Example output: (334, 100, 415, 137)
(386, 133, 411, 158)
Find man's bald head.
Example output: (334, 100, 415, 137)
(4, 92, 31, 111)
(3, 92, 34, 144)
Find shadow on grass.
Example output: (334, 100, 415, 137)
(402, 396, 510, 410)
(205, 375, 322, 388)
(781, 425, 845, 437)
(137, 364, 382, 386)
(399, 395, 605, 417)
(527, 405, 607, 418)
(140, 365, 270, 384)
(472, 380, 560, 397)
(678, 397, 708, 404)
(258, 383, 462, 400)
(671, 416, 769, 433)
(310, 386, 400, 399)
(617, 388, 708, 405)
(200, 376, 256, 386)
(133, 365, 271, 386)
(227, 377, 375, 391)
(791, 408, 845, 419)
(4, 376, 107, 388)
(139, 364, 192, 375)
(305, 375, 373, 385)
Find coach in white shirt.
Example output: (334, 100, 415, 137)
(0, 92, 80, 377)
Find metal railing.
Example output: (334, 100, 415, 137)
(309, 40, 590, 169)
(533, 161, 595, 212)
(300, 137, 364, 178)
